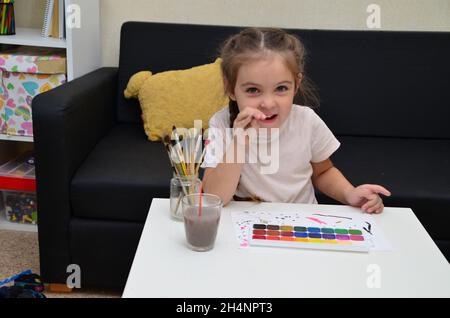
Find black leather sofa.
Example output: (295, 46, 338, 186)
(32, 21, 450, 290)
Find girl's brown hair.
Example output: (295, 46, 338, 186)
(219, 27, 320, 127)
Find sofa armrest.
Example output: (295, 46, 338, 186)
(32, 67, 118, 284)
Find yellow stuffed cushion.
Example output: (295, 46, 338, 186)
(124, 58, 229, 141)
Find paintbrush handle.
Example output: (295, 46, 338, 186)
(174, 193, 183, 216)
(195, 146, 208, 177)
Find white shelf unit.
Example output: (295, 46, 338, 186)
(0, 0, 101, 81)
(0, 134, 33, 142)
(0, 0, 101, 232)
(0, 27, 67, 48)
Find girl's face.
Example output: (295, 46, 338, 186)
(230, 53, 299, 129)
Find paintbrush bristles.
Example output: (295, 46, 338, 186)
(163, 127, 210, 206)
(163, 127, 207, 179)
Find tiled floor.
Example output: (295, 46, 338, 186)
(0, 230, 121, 298)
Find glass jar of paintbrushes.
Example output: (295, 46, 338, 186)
(164, 126, 208, 221)
(170, 175, 201, 220)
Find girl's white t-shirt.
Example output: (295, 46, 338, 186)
(201, 104, 341, 204)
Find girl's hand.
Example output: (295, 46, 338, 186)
(233, 108, 267, 146)
(233, 107, 267, 132)
(345, 184, 391, 214)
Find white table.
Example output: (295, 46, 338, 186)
(123, 198, 450, 298)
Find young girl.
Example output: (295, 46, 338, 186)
(201, 27, 390, 213)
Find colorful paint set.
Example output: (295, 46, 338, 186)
(249, 223, 370, 252)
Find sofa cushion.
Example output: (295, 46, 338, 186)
(317, 136, 450, 240)
(71, 124, 173, 222)
(123, 58, 228, 141)
(117, 22, 240, 124)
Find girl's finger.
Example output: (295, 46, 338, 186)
(250, 118, 260, 129)
(235, 116, 254, 129)
(237, 107, 264, 121)
(250, 108, 267, 120)
(367, 203, 381, 213)
(361, 203, 369, 211)
(235, 108, 268, 131)
(370, 203, 384, 214)
(373, 206, 383, 214)
(365, 193, 378, 201)
(361, 195, 378, 209)
(362, 196, 381, 212)
(245, 108, 267, 121)
(362, 184, 391, 197)
(356, 187, 373, 200)
(235, 109, 257, 127)
(235, 115, 253, 129)
(368, 197, 384, 212)
(235, 108, 253, 122)
(235, 111, 251, 123)
(374, 204, 384, 214)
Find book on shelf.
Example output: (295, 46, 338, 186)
(41, 0, 65, 39)
(41, 0, 53, 37)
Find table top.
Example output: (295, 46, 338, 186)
(123, 198, 450, 298)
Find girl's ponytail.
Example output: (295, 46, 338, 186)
(229, 100, 239, 128)
(296, 75, 320, 109)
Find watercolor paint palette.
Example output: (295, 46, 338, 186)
(249, 223, 370, 252)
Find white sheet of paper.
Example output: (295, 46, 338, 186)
(230, 208, 393, 251)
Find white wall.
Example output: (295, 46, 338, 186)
(12, 0, 450, 67)
(100, 0, 450, 67)
(14, 0, 46, 29)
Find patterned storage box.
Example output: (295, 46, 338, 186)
(0, 46, 66, 137)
